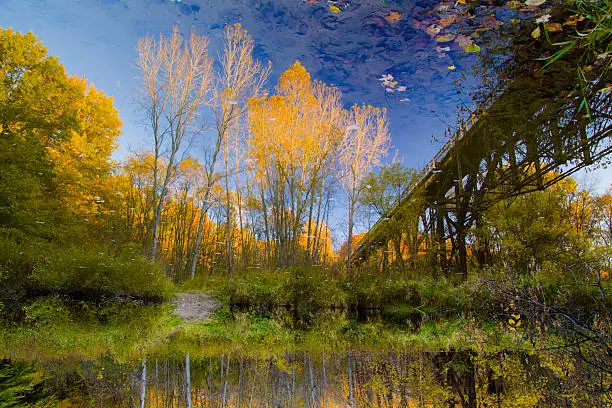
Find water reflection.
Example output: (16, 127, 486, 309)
(14, 348, 605, 407)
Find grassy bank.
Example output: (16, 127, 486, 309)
(0, 233, 175, 317)
(183, 266, 500, 319)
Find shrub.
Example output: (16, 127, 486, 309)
(29, 246, 174, 300)
(0, 233, 175, 303)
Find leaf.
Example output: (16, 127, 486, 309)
(329, 5, 341, 13)
(535, 14, 551, 24)
(426, 24, 442, 36)
(531, 26, 541, 39)
(507, 0, 522, 7)
(439, 16, 454, 28)
(463, 43, 481, 53)
(436, 34, 456, 42)
(524, 0, 546, 5)
(385, 11, 402, 24)
(563, 14, 585, 27)
(448, 65, 456, 70)
(482, 15, 503, 30)
(599, 85, 612, 93)
(544, 23, 562, 32)
(509, 319, 515, 325)
(540, 42, 573, 69)
(455, 34, 473, 48)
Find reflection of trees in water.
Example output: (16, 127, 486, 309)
(30, 348, 609, 407)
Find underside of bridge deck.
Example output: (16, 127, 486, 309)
(354, 13, 612, 278)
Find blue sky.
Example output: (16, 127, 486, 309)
(1, 0, 609, 229)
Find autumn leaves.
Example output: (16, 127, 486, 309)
(133, 25, 391, 274)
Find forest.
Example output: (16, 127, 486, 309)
(0, 0, 611, 406)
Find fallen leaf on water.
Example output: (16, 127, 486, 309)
(439, 16, 455, 28)
(563, 15, 585, 27)
(436, 33, 456, 42)
(448, 65, 456, 70)
(436, 2, 454, 12)
(531, 26, 541, 39)
(426, 24, 442, 36)
(463, 43, 481, 53)
(535, 14, 551, 24)
(329, 5, 341, 13)
(507, 0, 522, 7)
(544, 23, 562, 32)
(455, 34, 473, 49)
(482, 14, 503, 30)
(525, 0, 546, 5)
(389, 81, 398, 88)
(385, 11, 402, 24)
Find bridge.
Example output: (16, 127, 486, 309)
(353, 27, 612, 278)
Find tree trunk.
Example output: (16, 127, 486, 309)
(189, 184, 214, 278)
(225, 151, 234, 278)
(236, 357, 243, 408)
(347, 200, 354, 277)
(322, 350, 327, 407)
(347, 352, 355, 408)
(185, 354, 191, 408)
(260, 186, 271, 267)
(140, 358, 147, 408)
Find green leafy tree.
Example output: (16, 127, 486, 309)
(0, 28, 121, 242)
(360, 163, 424, 273)
(478, 177, 600, 278)
(0, 28, 78, 238)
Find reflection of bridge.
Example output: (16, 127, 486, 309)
(354, 31, 612, 277)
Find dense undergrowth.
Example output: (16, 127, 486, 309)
(182, 265, 608, 322)
(0, 233, 174, 307)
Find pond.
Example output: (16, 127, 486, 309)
(0, 0, 610, 406)
(2, 349, 565, 407)
(1, 294, 608, 407)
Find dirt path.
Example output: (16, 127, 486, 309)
(171, 292, 220, 322)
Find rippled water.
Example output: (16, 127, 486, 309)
(1, 1, 610, 406)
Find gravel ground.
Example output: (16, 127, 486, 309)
(172, 292, 220, 322)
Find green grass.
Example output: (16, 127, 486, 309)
(182, 266, 500, 323)
(0, 296, 178, 361)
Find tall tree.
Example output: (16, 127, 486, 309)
(189, 24, 269, 278)
(0, 28, 121, 241)
(136, 26, 213, 260)
(360, 163, 424, 273)
(248, 62, 342, 266)
(339, 105, 390, 276)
